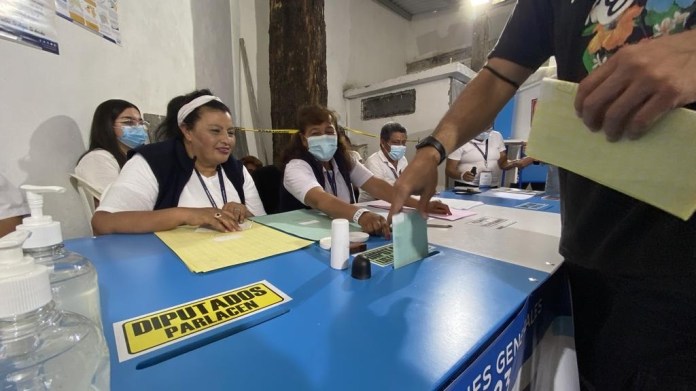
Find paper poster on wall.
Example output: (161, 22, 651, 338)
(55, 0, 121, 44)
(0, 0, 60, 54)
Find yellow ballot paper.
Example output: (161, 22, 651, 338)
(526, 78, 696, 221)
(155, 223, 312, 273)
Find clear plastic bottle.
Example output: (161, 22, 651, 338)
(16, 185, 103, 328)
(0, 231, 110, 390)
(25, 243, 101, 328)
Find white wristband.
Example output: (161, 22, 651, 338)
(352, 208, 370, 224)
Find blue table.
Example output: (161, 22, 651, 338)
(65, 229, 569, 390)
(439, 190, 561, 214)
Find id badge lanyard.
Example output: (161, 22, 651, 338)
(195, 166, 228, 208)
(472, 140, 493, 187)
(472, 139, 489, 169)
(325, 167, 338, 197)
(386, 162, 400, 180)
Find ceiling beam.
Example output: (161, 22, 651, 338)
(374, 0, 412, 20)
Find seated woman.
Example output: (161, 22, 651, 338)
(240, 155, 263, 174)
(445, 126, 534, 187)
(75, 99, 148, 197)
(280, 105, 449, 237)
(92, 89, 265, 235)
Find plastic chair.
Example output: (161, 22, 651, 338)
(69, 174, 102, 233)
(250, 165, 282, 214)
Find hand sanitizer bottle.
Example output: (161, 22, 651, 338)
(0, 231, 110, 390)
(15, 185, 103, 328)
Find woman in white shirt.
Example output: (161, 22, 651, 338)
(92, 89, 265, 235)
(280, 105, 449, 237)
(445, 127, 534, 187)
(75, 99, 149, 197)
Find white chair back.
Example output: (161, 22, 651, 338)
(69, 174, 101, 234)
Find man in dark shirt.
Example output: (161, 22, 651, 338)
(391, 1, 696, 389)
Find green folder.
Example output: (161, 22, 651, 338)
(250, 209, 361, 241)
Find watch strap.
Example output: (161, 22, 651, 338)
(416, 136, 447, 165)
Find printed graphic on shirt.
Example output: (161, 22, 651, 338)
(581, 0, 696, 71)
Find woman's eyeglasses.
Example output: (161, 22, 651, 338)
(116, 117, 150, 128)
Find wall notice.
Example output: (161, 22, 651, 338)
(55, 0, 121, 44)
(0, 0, 60, 54)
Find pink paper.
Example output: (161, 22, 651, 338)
(368, 201, 476, 221)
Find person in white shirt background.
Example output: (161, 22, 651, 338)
(359, 122, 408, 202)
(445, 125, 533, 187)
(75, 99, 149, 199)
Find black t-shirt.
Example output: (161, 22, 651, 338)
(490, 0, 696, 287)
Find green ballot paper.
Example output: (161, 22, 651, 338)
(392, 211, 429, 269)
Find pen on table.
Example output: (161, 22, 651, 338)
(427, 223, 452, 228)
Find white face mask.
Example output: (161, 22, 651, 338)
(388, 145, 407, 161)
(306, 134, 338, 162)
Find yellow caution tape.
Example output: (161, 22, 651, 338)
(235, 126, 420, 143)
(234, 127, 298, 134)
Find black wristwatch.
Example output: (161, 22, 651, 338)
(415, 135, 447, 165)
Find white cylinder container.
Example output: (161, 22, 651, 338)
(330, 219, 350, 270)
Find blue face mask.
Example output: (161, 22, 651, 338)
(475, 130, 492, 142)
(118, 125, 149, 149)
(388, 145, 407, 161)
(307, 134, 338, 162)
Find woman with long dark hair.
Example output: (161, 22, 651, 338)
(75, 99, 148, 194)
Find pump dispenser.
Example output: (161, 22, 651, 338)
(0, 231, 110, 390)
(0, 231, 52, 317)
(16, 184, 103, 327)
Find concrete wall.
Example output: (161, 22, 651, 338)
(405, 3, 515, 63)
(344, 63, 476, 189)
(233, 0, 272, 165)
(326, 0, 410, 123)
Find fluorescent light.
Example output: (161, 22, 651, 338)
(471, 0, 491, 5)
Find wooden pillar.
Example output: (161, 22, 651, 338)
(269, 0, 327, 166)
(469, 8, 490, 72)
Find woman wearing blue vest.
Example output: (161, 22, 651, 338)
(280, 105, 449, 237)
(92, 89, 265, 235)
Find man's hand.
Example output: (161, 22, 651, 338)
(427, 200, 451, 216)
(358, 211, 391, 238)
(575, 29, 696, 141)
(460, 170, 476, 182)
(389, 147, 440, 221)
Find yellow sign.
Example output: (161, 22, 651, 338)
(113, 280, 291, 362)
